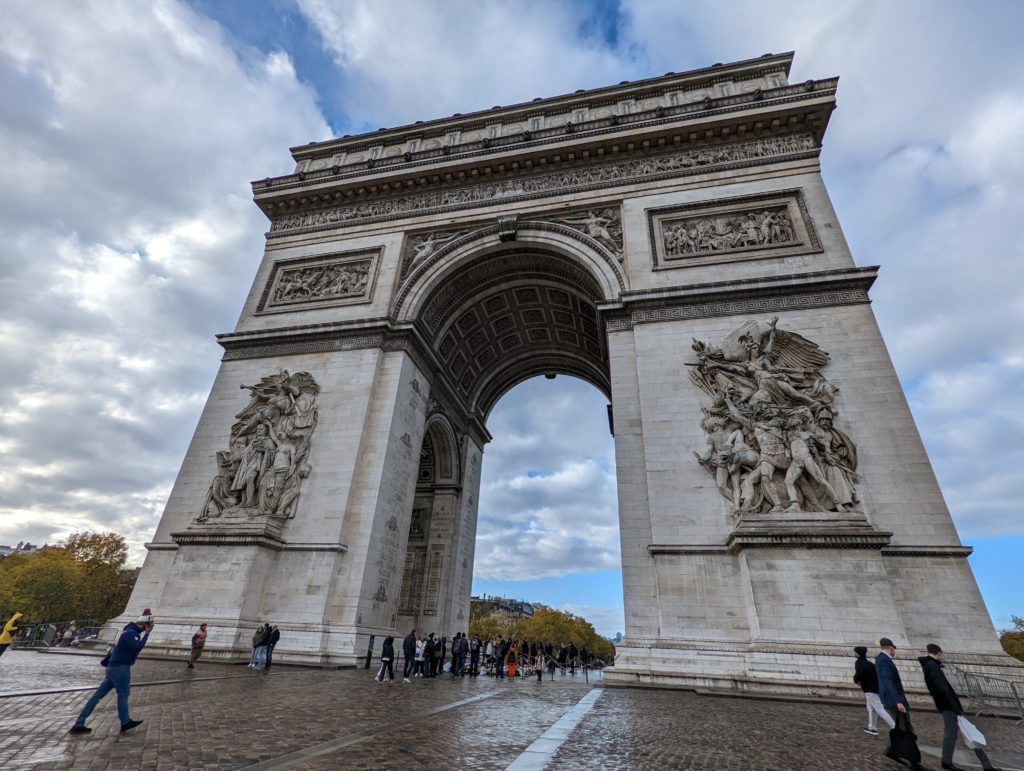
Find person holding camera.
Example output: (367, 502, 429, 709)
(68, 608, 153, 735)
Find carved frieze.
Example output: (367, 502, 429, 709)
(268, 133, 816, 235)
(648, 190, 820, 269)
(257, 249, 380, 313)
(197, 369, 320, 523)
(689, 317, 860, 516)
(399, 229, 471, 281)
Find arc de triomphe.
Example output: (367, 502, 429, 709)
(120, 53, 1011, 691)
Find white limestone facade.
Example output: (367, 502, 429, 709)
(113, 53, 1018, 690)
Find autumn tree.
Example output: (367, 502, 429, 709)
(1000, 614, 1024, 662)
(0, 531, 135, 623)
(468, 606, 615, 662)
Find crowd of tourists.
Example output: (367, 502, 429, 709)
(374, 629, 599, 684)
(51, 604, 1011, 768)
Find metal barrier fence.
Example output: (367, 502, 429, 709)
(11, 621, 103, 649)
(946, 663, 1024, 724)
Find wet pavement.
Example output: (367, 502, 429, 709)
(1, 651, 1022, 770)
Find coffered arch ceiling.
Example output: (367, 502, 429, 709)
(418, 249, 610, 419)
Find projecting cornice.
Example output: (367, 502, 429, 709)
(252, 54, 838, 232)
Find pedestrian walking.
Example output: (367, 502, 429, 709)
(0, 612, 22, 658)
(854, 645, 894, 735)
(375, 636, 395, 682)
(535, 651, 544, 682)
(876, 637, 930, 771)
(68, 609, 153, 735)
(469, 636, 480, 676)
(402, 628, 417, 682)
(918, 644, 998, 771)
(188, 623, 208, 669)
(265, 625, 280, 670)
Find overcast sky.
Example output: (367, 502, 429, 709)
(1, 1, 1021, 638)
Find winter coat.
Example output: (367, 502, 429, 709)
(381, 640, 395, 662)
(875, 652, 908, 710)
(269, 628, 280, 647)
(853, 657, 879, 694)
(402, 632, 417, 658)
(918, 655, 963, 714)
(107, 622, 150, 667)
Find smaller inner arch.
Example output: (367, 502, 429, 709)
(418, 249, 610, 417)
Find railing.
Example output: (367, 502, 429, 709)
(11, 621, 103, 649)
(946, 663, 1024, 724)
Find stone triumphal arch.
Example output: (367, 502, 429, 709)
(121, 53, 1013, 691)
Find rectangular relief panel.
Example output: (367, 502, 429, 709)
(647, 189, 820, 269)
(256, 247, 382, 314)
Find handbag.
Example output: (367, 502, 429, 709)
(888, 710, 921, 764)
(957, 715, 986, 748)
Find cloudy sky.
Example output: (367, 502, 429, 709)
(1, 1, 1021, 638)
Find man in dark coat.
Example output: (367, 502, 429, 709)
(495, 638, 507, 679)
(918, 644, 997, 771)
(876, 637, 930, 771)
(423, 634, 436, 677)
(69, 609, 153, 734)
(469, 636, 480, 676)
(265, 625, 281, 670)
(402, 629, 417, 683)
(854, 645, 894, 735)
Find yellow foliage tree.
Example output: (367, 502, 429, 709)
(1000, 615, 1024, 662)
(0, 531, 134, 623)
(468, 606, 615, 662)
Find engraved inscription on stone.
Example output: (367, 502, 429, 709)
(258, 250, 379, 313)
(198, 369, 319, 522)
(423, 546, 445, 613)
(689, 317, 859, 516)
(648, 191, 820, 269)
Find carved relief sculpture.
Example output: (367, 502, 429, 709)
(663, 206, 794, 257)
(549, 208, 624, 260)
(689, 317, 859, 515)
(271, 261, 370, 305)
(198, 370, 319, 522)
(400, 230, 470, 279)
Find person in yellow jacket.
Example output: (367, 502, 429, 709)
(0, 612, 23, 657)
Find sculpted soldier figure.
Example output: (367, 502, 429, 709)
(690, 316, 860, 515)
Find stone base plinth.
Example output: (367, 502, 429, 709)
(604, 638, 1024, 698)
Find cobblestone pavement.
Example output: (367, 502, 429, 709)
(1, 654, 1022, 770)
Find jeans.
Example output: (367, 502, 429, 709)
(470, 652, 479, 675)
(865, 692, 894, 731)
(403, 655, 416, 679)
(75, 664, 132, 726)
(941, 710, 994, 768)
(265, 645, 274, 668)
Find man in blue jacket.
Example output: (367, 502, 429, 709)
(876, 637, 930, 771)
(68, 609, 153, 735)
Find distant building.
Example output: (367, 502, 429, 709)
(471, 594, 535, 618)
(0, 541, 41, 558)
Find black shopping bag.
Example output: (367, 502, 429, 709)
(888, 710, 921, 764)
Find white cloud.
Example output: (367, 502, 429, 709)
(0, 0, 330, 559)
(561, 603, 625, 640)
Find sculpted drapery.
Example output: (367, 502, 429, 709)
(690, 317, 859, 515)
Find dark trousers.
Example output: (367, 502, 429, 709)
(941, 710, 994, 768)
(0, 643, 8, 657)
(469, 652, 479, 675)
(403, 655, 416, 679)
(265, 644, 274, 669)
(376, 659, 394, 681)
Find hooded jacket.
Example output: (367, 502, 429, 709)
(1, 612, 23, 645)
(853, 656, 879, 693)
(918, 655, 963, 714)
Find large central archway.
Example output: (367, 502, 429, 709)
(394, 238, 618, 634)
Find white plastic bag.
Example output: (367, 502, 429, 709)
(957, 715, 986, 748)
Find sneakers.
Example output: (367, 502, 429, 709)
(403, 677, 411, 683)
(864, 727, 879, 735)
(68, 725, 92, 735)
(120, 719, 143, 733)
